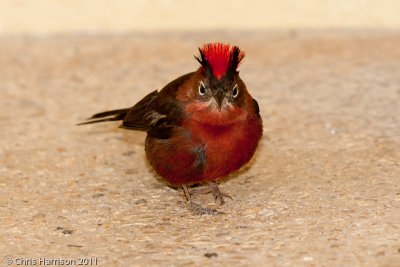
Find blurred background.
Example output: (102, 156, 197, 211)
(0, 0, 399, 35)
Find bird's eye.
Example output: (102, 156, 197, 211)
(232, 84, 239, 98)
(198, 82, 206, 96)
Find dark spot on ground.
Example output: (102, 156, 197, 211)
(122, 151, 136, 156)
(67, 244, 83, 248)
(204, 252, 218, 258)
(135, 199, 147, 205)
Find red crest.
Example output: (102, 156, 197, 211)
(196, 43, 245, 79)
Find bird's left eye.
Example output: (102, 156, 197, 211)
(232, 84, 239, 98)
(198, 82, 206, 96)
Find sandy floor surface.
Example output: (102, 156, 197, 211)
(1, 31, 400, 266)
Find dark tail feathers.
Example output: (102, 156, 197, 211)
(77, 108, 129, 125)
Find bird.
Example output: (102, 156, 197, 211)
(79, 43, 263, 214)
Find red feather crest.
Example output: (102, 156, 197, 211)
(196, 43, 245, 79)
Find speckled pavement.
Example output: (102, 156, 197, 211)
(1, 31, 400, 266)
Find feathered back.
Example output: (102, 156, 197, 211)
(195, 43, 245, 79)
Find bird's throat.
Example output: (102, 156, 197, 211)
(185, 102, 247, 126)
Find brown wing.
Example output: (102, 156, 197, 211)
(120, 90, 161, 130)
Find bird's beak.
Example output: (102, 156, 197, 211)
(213, 89, 226, 110)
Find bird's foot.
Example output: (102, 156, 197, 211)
(182, 185, 225, 215)
(209, 181, 233, 205)
(189, 182, 232, 205)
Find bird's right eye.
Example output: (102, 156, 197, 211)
(198, 82, 206, 96)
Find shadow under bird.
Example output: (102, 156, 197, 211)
(79, 43, 263, 214)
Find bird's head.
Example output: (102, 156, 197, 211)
(178, 43, 254, 126)
(194, 42, 246, 110)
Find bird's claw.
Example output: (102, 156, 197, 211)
(188, 182, 232, 205)
(209, 182, 233, 205)
(182, 184, 226, 215)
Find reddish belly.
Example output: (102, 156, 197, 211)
(195, 118, 262, 180)
(145, 115, 262, 185)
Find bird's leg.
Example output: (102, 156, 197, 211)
(209, 181, 233, 205)
(188, 185, 212, 195)
(182, 184, 191, 202)
(181, 185, 224, 215)
(188, 182, 232, 205)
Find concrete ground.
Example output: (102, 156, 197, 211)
(0, 31, 399, 266)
